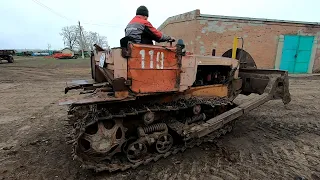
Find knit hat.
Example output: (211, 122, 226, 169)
(136, 6, 149, 17)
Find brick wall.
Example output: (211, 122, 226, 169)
(158, 10, 320, 73)
(157, 10, 200, 54)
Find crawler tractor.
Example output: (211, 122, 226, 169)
(59, 37, 291, 172)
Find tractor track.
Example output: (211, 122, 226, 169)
(66, 96, 236, 172)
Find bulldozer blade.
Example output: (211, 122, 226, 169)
(185, 69, 291, 139)
(238, 69, 291, 105)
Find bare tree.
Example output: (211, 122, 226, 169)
(86, 31, 109, 51)
(96, 35, 109, 50)
(70, 25, 89, 51)
(59, 26, 78, 49)
(60, 25, 109, 51)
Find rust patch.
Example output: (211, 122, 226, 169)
(184, 85, 228, 97)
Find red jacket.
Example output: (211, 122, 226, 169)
(125, 15, 171, 45)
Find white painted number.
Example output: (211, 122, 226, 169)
(155, 52, 164, 69)
(139, 50, 145, 69)
(149, 50, 154, 68)
(160, 52, 164, 69)
(156, 52, 160, 69)
(140, 49, 165, 69)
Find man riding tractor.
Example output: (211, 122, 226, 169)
(123, 5, 175, 45)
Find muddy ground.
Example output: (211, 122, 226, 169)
(0, 57, 320, 180)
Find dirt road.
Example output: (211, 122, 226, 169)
(0, 57, 319, 180)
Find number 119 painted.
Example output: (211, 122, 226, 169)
(139, 49, 164, 69)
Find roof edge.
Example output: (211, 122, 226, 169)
(158, 10, 320, 30)
(199, 13, 320, 26)
(158, 9, 200, 30)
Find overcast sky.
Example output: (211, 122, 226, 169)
(0, 0, 319, 50)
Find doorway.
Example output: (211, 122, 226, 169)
(279, 35, 314, 73)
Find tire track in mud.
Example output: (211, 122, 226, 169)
(1, 68, 58, 82)
(214, 117, 320, 179)
(1, 66, 90, 83)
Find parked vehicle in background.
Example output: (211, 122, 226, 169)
(52, 53, 78, 59)
(16, 51, 33, 56)
(0, 49, 15, 63)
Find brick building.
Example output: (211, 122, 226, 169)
(157, 10, 320, 73)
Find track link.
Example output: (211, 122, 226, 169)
(66, 97, 237, 172)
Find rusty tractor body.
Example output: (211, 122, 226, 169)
(59, 38, 291, 172)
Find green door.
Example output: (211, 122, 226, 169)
(280, 35, 314, 73)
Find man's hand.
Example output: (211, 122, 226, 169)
(168, 37, 175, 42)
